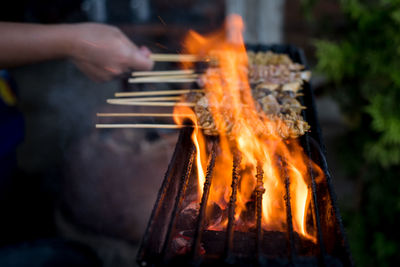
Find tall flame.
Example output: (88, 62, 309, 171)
(174, 14, 323, 242)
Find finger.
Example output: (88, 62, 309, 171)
(129, 47, 154, 71)
(139, 46, 151, 57)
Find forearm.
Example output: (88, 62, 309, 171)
(0, 22, 74, 68)
(0, 22, 153, 80)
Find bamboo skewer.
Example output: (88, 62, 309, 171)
(131, 69, 195, 77)
(114, 89, 302, 98)
(115, 89, 202, 97)
(106, 100, 303, 109)
(129, 74, 199, 81)
(149, 53, 200, 62)
(132, 74, 199, 79)
(97, 113, 194, 117)
(106, 100, 195, 107)
(128, 74, 199, 84)
(108, 96, 182, 102)
(128, 78, 198, 84)
(96, 123, 184, 129)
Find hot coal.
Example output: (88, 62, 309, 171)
(170, 231, 205, 256)
(176, 202, 200, 230)
(171, 232, 192, 255)
(173, 229, 317, 258)
(205, 202, 226, 230)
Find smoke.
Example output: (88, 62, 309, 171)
(11, 59, 178, 243)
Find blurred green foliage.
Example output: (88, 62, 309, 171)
(303, 0, 400, 265)
(315, 0, 400, 167)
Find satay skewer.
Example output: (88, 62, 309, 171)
(128, 78, 198, 84)
(131, 69, 195, 77)
(128, 74, 198, 84)
(114, 89, 303, 98)
(149, 53, 200, 62)
(106, 100, 195, 107)
(108, 96, 182, 102)
(96, 123, 185, 129)
(115, 89, 202, 97)
(97, 113, 194, 117)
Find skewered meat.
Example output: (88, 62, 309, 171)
(258, 95, 281, 115)
(191, 89, 309, 139)
(187, 51, 311, 139)
(247, 51, 296, 66)
(248, 65, 310, 84)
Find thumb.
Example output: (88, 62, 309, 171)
(130, 46, 154, 71)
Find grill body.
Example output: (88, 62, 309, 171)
(137, 45, 353, 267)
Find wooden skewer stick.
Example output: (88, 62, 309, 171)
(115, 89, 202, 97)
(106, 100, 195, 107)
(108, 96, 182, 102)
(149, 53, 200, 62)
(128, 78, 198, 84)
(131, 69, 195, 77)
(131, 74, 199, 79)
(96, 123, 184, 129)
(128, 74, 199, 83)
(97, 113, 194, 117)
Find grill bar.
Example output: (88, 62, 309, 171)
(160, 145, 195, 261)
(137, 127, 191, 265)
(224, 153, 241, 263)
(256, 163, 265, 260)
(299, 75, 328, 263)
(308, 137, 353, 266)
(191, 139, 218, 261)
(280, 157, 296, 262)
(255, 164, 264, 260)
(304, 134, 327, 263)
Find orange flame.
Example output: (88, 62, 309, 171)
(174, 14, 322, 242)
(173, 106, 206, 201)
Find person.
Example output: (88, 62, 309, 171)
(0, 22, 154, 81)
(0, 21, 154, 181)
(0, 21, 154, 176)
(0, 22, 153, 266)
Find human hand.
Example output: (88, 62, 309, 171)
(67, 23, 153, 82)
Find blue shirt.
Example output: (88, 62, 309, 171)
(0, 70, 24, 179)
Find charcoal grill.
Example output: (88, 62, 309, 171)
(137, 45, 353, 266)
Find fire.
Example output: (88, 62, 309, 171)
(173, 15, 323, 242)
(173, 106, 206, 200)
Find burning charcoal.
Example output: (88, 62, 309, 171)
(176, 202, 200, 230)
(170, 231, 206, 255)
(171, 232, 192, 255)
(181, 202, 200, 217)
(199, 244, 206, 255)
(206, 202, 225, 229)
(235, 200, 256, 232)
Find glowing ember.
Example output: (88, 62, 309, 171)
(174, 14, 324, 242)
